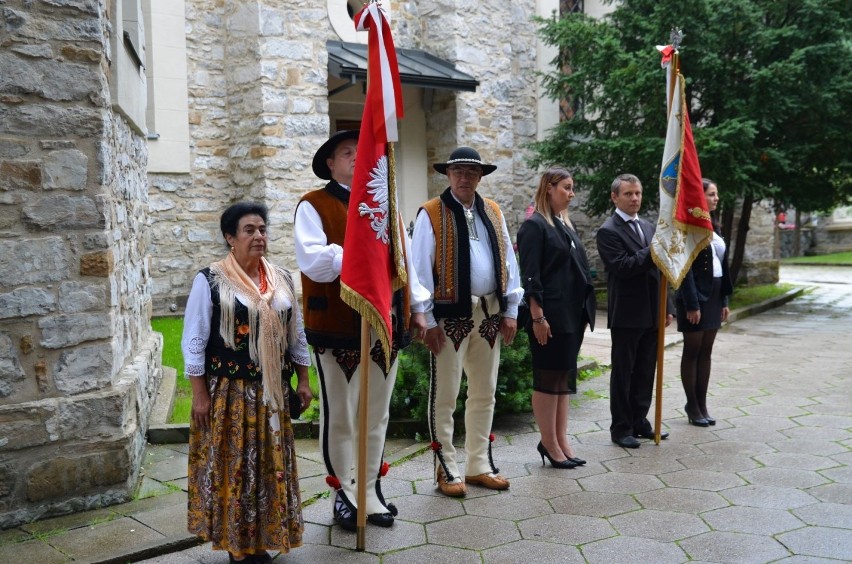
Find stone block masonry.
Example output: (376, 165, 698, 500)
(0, 1, 163, 527)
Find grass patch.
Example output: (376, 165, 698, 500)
(729, 282, 796, 311)
(151, 317, 191, 424)
(782, 251, 852, 265)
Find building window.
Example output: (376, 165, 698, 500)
(142, 0, 190, 173)
(110, 0, 148, 134)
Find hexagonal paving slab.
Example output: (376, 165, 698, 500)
(602, 455, 686, 475)
(506, 471, 582, 499)
(392, 492, 465, 524)
(701, 505, 805, 535)
(518, 514, 615, 545)
(482, 539, 584, 563)
(426, 515, 520, 550)
(380, 544, 480, 564)
(721, 485, 818, 510)
(659, 469, 746, 491)
(464, 491, 553, 521)
(753, 452, 839, 471)
(609, 509, 708, 541)
(805, 483, 852, 505)
(580, 536, 688, 564)
(634, 487, 729, 514)
(776, 526, 852, 561)
(550, 491, 640, 518)
(738, 467, 830, 489)
(695, 439, 776, 457)
(676, 454, 759, 473)
(792, 502, 852, 527)
(330, 519, 425, 554)
(578, 472, 665, 494)
(679, 531, 791, 563)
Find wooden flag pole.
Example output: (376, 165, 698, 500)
(355, 318, 370, 550)
(654, 40, 681, 446)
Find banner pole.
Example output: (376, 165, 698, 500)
(355, 318, 370, 550)
(654, 46, 680, 446)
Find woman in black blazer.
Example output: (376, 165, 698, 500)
(517, 167, 596, 469)
(676, 178, 734, 426)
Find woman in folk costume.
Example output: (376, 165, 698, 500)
(517, 167, 596, 469)
(182, 202, 312, 563)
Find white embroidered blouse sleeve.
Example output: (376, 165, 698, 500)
(181, 272, 212, 377)
(501, 215, 523, 319)
(410, 210, 437, 328)
(287, 298, 311, 367)
(294, 200, 343, 283)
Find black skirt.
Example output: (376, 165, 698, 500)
(527, 330, 585, 395)
(677, 278, 724, 333)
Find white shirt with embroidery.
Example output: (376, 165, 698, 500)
(181, 272, 311, 377)
(410, 194, 522, 329)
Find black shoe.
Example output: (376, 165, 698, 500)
(685, 403, 710, 427)
(567, 457, 586, 466)
(612, 436, 641, 449)
(386, 502, 398, 517)
(367, 512, 395, 527)
(701, 411, 716, 425)
(634, 430, 669, 440)
(333, 495, 357, 532)
(537, 441, 577, 468)
(688, 416, 710, 427)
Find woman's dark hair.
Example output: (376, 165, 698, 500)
(220, 202, 268, 249)
(701, 178, 721, 231)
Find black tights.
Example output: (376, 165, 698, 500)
(681, 330, 718, 418)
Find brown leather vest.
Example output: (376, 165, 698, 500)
(298, 183, 361, 349)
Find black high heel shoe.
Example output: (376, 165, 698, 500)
(685, 404, 710, 427)
(537, 442, 577, 469)
(701, 409, 716, 425)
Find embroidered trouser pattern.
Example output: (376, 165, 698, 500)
(315, 331, 397, 515)
(429, 293, 502, 480)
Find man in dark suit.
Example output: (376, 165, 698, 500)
(596, 174, 673, 448)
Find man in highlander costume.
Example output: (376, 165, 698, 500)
(410, 146, 522, 497)
(294, 130, 428, 531)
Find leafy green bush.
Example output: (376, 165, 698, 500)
(390, 330, 534, 421)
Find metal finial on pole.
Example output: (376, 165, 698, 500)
(669, 28, 684, 51)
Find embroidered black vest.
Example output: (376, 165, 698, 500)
(202, 268, 292, 380)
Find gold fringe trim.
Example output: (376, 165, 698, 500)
(340, 282, 393, 373)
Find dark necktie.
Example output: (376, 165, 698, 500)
(629, 219, 645, 244)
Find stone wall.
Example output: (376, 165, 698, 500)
(149, 0, 336, 311)
(421, 0, 539, 214)
(149, 0, 542, 314)
(0, 0, 162, 528)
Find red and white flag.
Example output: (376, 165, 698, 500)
(651, 70, 714, 288)
(340, 2, 406, 370)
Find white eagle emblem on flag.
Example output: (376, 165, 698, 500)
(357, 155, 390, 244)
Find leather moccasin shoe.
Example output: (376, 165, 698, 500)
(465, 473, 510, 490)
(437, 470, 467, 497)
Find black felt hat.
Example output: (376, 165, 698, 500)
(312, 129, 360, 180)
(433, 146, 497, 176)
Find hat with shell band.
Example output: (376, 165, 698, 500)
(433, 146, 497, 176)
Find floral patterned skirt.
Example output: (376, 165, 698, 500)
(187, 375, 303, 554)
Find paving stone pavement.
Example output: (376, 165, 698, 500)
(1, 265, 849, 563)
